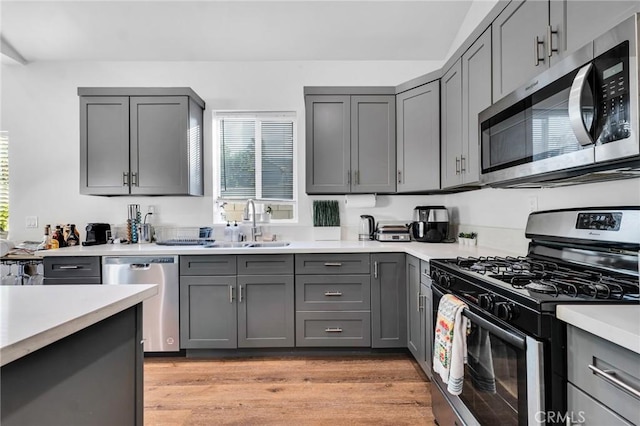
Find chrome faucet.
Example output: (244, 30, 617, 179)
(244, 199, 262, 242)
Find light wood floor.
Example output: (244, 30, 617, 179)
(144, 353, 435, 425)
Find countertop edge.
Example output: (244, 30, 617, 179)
(1, 285, 158, 367)
(557, 305, 640, 355)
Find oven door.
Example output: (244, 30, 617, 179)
(431, 285, 544, 426)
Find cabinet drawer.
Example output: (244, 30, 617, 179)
(296, 275, 370, 311)
(296, 311, 371, 347)
(567, 325, 640, 424)
(295, 253, 370, 274)
(568, 383, 632, 426)
(237, 255, 294, 275)
(180, 255, 236, 276)
(43, 256, 101, 278)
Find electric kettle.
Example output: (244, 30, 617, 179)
(359, 215, 375, 241)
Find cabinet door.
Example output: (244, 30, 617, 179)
(441, 60, 463, 189)
(180, 276, 237, 349)
(492, 0, 549, 101)
(406, 255, 422, 359)
(237, 275, 295, 348)
(462, 28, 492, 185)
(351, 95, 396, 193)
(80, 96, 130, 195)
(396, 82, 440, 192)
(371, 253, 407, 348)
(305, 95, 351, 194)
(130, 96, 189, 195)
(421, 282, 433, 379)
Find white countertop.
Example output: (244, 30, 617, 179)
(0, 284, 158, 366)
(557, 305, 640, 354)
(37, 240, 520, 262)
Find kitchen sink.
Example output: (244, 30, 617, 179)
(203, 241, 290, 248)
(244, 241, 291, 248)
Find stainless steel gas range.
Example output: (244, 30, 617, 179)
(429, 207, 639, 426)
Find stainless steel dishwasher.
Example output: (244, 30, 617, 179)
(102, 256, 179, 353)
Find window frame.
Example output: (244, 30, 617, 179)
(212, 111, 298, 224)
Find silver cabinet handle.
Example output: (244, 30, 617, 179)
(239, 285, 243, 303)
(229, 285, 234, 303)
(568, 62, 594, 147)
(347, 170, 351, 185)
(123, 172, 129, 186)
(461, 156, 466, 173)
(455, 157, 460, 174)
(355, 170, 360, 185)
(324, 262, 342, 267)
(534, 35, 545, 66)
(588, 364, 640, 399)
(131, 172, 138, 186)
(325, 328, 343, 333)
(59, 265, 81, 269)
(324, 291, 343, 296)
(417, 291, 422, 312)
(397, 170, 402, 184)
(547, 25, 558, 58)
(374, 261, 378, 279)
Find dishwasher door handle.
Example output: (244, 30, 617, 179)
(129, 264, 151, 270)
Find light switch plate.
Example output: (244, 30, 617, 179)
(528, 196, 538, 213)
(25, 216, 38, 228)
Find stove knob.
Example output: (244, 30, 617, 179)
(496, 302, 518, 321)
(439, 273, 452, 289)
(430, 269, 440, 282)
(478, 293, 495, 311)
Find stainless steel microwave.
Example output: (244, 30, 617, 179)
(479, 13, 640, 187)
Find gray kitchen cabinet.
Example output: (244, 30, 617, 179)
(180, 255, 294, 349)
(396, 81, 440, 192)
(79, 87, 204, 196)
(440, 59, 464, 189)
(43, 256, 101, 285)
(406, 255, 422, 360)
(304, 90, 396, 194)
(371, 253, 407, 348)
(567, 325, 640, 425)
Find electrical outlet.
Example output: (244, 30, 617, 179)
(528, 196, 538, 213)
(25, 216, 38, 228)
(147, 205, 155, 214)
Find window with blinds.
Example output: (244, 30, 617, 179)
(0, 132, 8, 232)
(215, 112, 296, 222)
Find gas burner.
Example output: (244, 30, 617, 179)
(524, 282, 558, 294)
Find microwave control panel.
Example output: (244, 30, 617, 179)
(595, 40, 630, 144)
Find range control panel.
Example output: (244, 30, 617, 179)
(575, 212, 622, 231)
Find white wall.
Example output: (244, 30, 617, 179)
(444, 0, 499, 62)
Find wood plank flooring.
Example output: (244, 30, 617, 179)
(144, 353, 435, 425)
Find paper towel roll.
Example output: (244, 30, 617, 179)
(344, 194, 377, 209)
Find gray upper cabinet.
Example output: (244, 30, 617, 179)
(79, 87, 204, 196)
(304, 89, 396, 194)
(440, 59, 463, 189)
(492, 0, 556, 102)
(396, 81, 440, 192)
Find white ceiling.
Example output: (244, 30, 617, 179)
(0, 0, 474, 62)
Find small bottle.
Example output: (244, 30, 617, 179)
(232, 221, 240, 242)
(66, 224, 80, 246)
(224, 222, 232, 242)
(37, 225, 51, 250)
(50, 227, 60, 249)
(55, 226, 66, 247)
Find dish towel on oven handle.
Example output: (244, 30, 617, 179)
(433, 294, 469, 396)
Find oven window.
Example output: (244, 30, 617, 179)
(459, 322, 527, 426)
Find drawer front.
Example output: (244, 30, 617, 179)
(568, 383, 633, 426)
(43, 277, 102, 285)
(43, 256, 101, 278)
(419, 260, 430, 284)
(567, 326, 640, 424)
(237, 254, 294, 275)
(295, 253, 370, 274)
(296, 275, 370, 311)
(180, 255, 236, 276)
(295, 311, 371, 347)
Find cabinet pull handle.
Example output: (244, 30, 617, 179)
(131, 172, 138, 186)
(534, 35, 545, 66)
(324, 262, 342, 267)
(324, 291, 343, 297)
(461, 156, 466, 173)
(455, 157, 460, 175)
(547, 25, 558, 58)
(239, 284, 243, 302)
(588, 364, 640, 399)
(355, 170, 360, 185)
(397, 170, 402, 184)
(123, 172, 129, 186)
(325, 327, 343, 333)
(347, 170, 351, 185)
(374, 261, 378, 278)
(417, 291, 422, 312)
(59, 265, 81, 269)
(229, 285, 234, 303)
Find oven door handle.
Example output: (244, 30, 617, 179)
(432, 285, 526, 350)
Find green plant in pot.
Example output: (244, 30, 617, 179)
(458, 232, 477, 246)
(312, 200, 341, 240)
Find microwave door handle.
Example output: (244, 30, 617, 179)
(568, 62, 595, 147)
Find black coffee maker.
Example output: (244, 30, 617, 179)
(83, 223, 111, 246)
(410, 206, 449, 243)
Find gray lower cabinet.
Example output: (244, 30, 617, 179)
(295, 253, 371, 347)
(567, 325, 640, 425)
(420, 260, 433, 379)
(179, 255, 294, 349)
(396, 81, 440, 192)
(304, 90, 396, 194)
(43, 256, 101, 285)
(371, 253, 407, 348)
(406, 255, 422, 359)
(79, 87, 204, 196)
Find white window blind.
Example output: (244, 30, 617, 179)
(0, 132, 8, 232)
